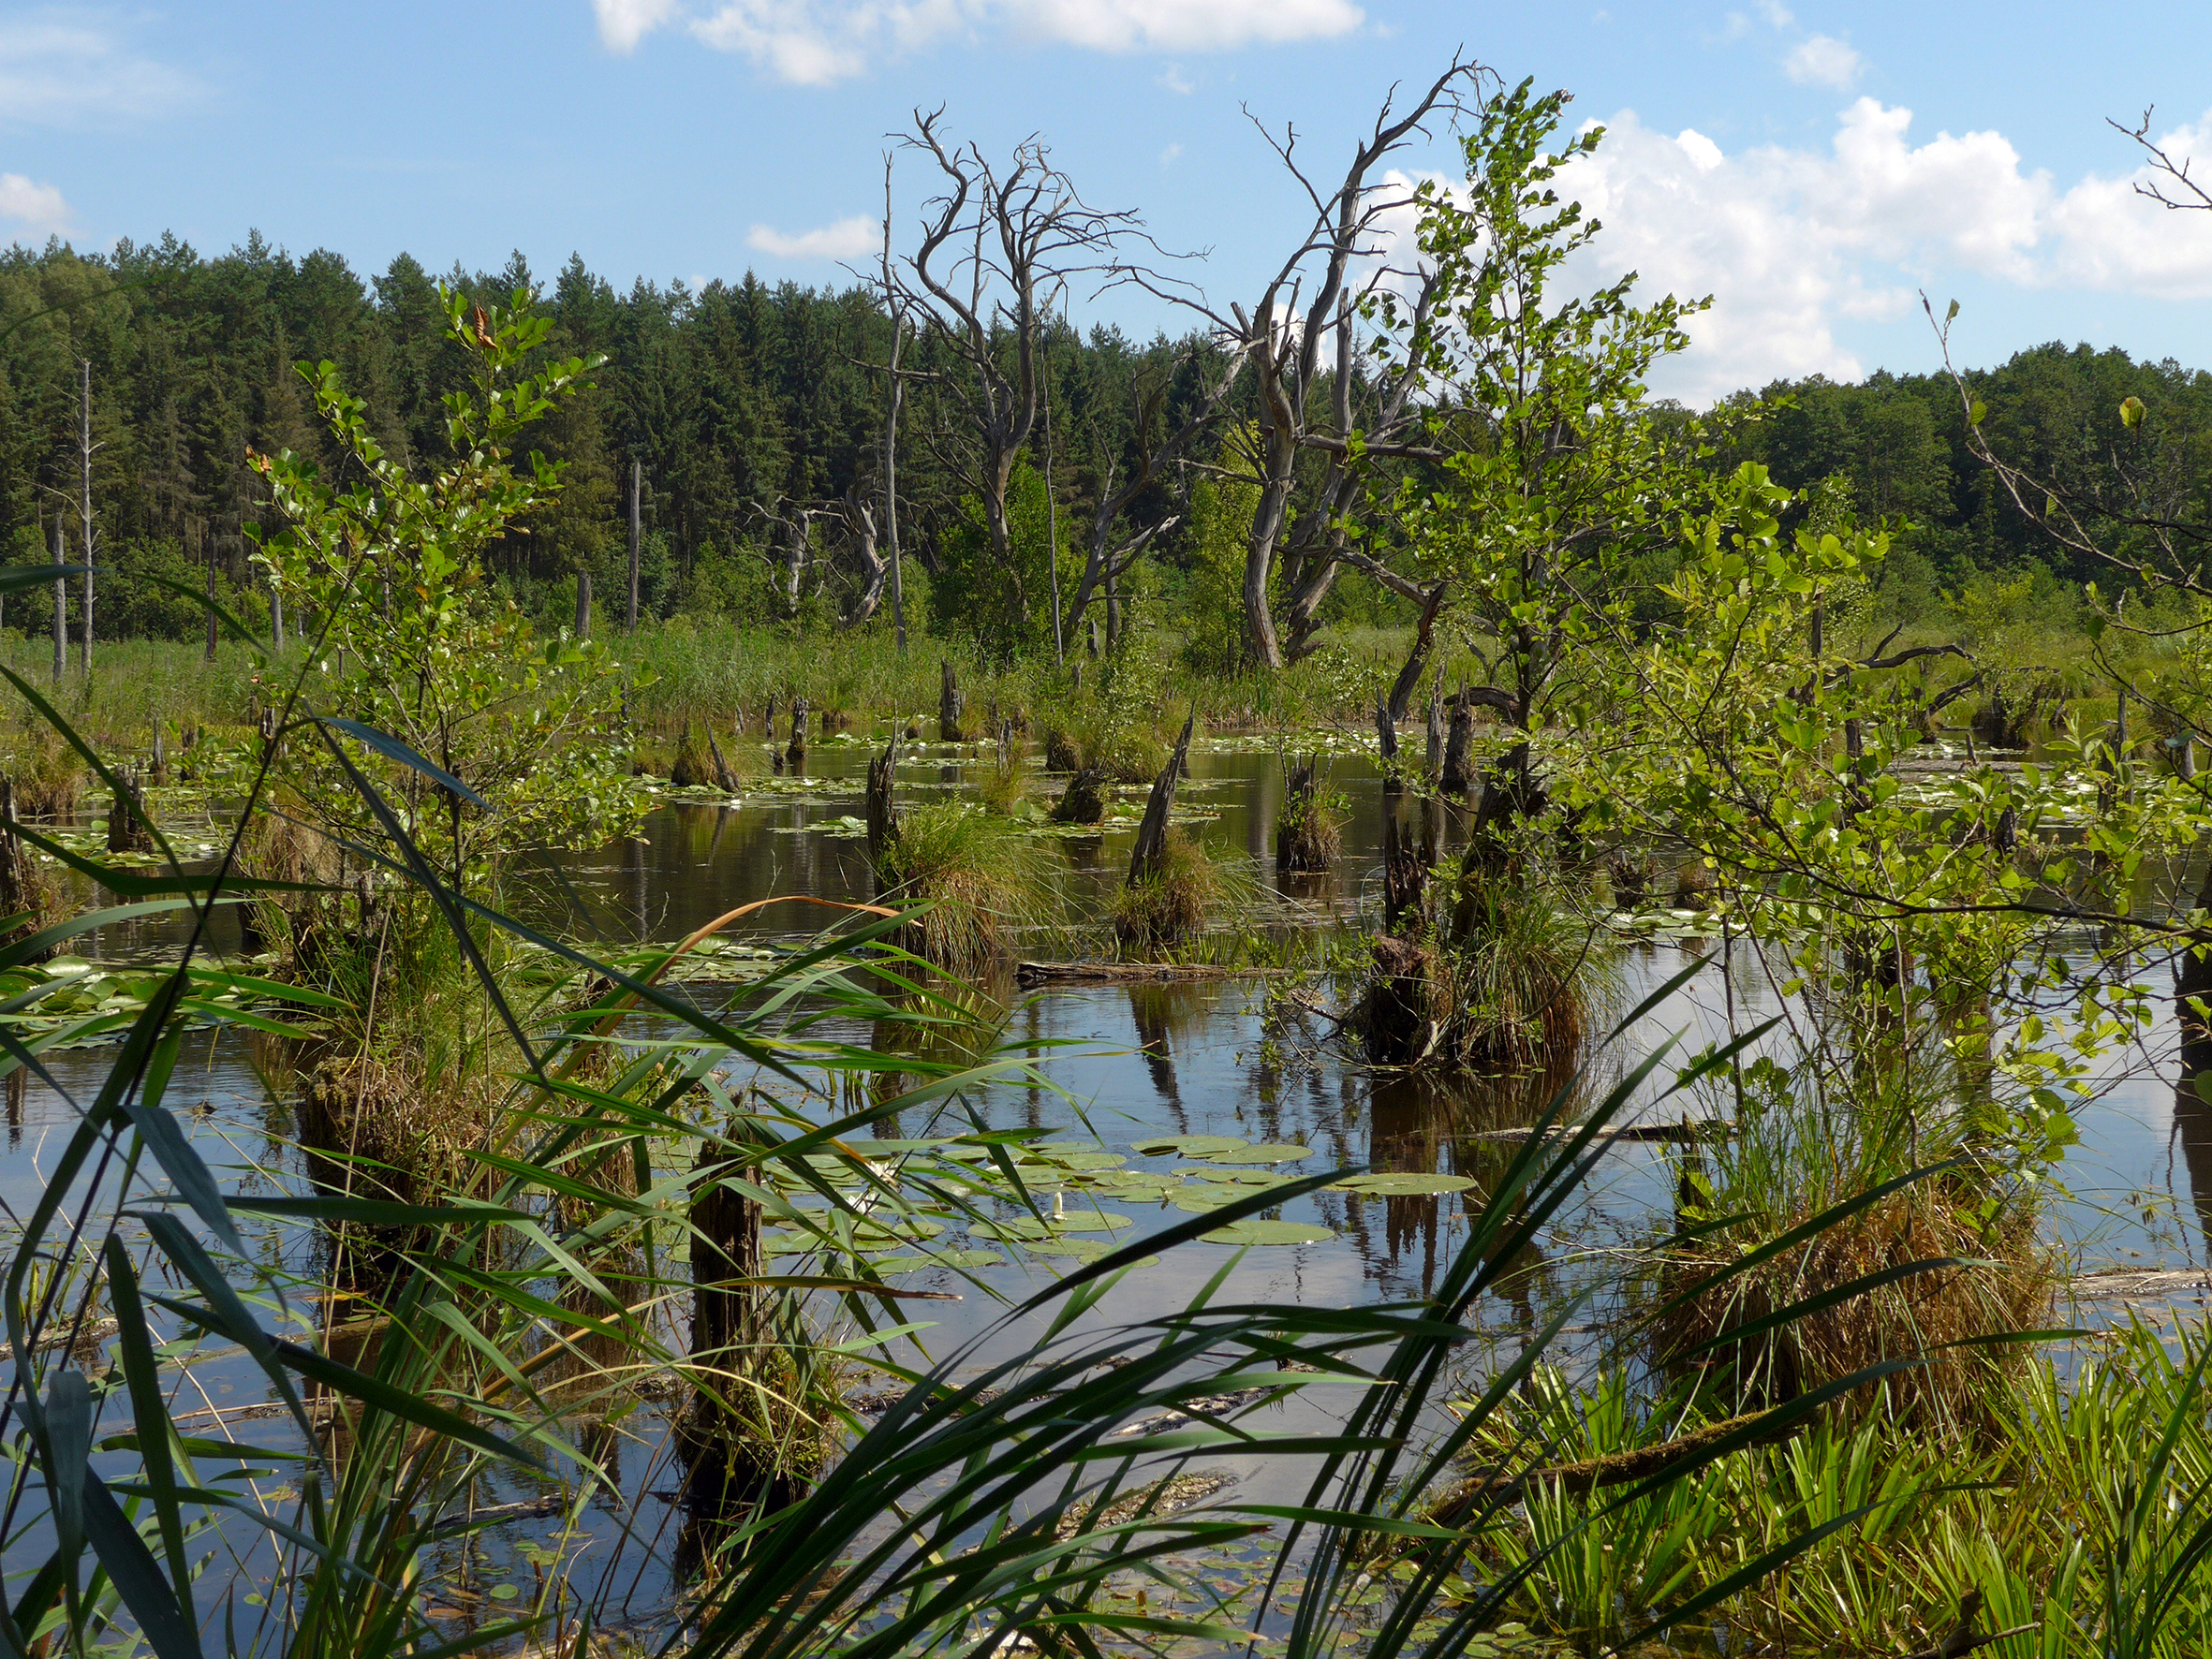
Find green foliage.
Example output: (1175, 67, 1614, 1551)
(250, 285, 644, 887)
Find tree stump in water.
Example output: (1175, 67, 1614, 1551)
(671, 721, 711, 787)
(1424, 673, 1445, 784)
(1438, 692, 1475, 796)
(150, 729, 167, 785)
(107, 765, 155, 855)
(678, 1142, 800, 1518)
(786, 697, 809, 771)
(939, 660, 966, 742)
(866, 733, 901, 879)
(1374, 697, 1400, 791)
(1276, 756, 1336, 873)
(1126, 712, 1196, 889)
(705, 727, 742, 793)
(1052, 767, 1107, 825)
(1381, 803, 1428, 933)
(0, 782, 52, 961)
(1353, 932, 1433, 1066)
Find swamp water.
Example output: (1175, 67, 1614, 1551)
(11, 736, 2212, 1648)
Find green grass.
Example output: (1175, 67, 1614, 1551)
(875, 800, 1059, 970)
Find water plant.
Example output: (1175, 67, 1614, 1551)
(874, 800, 1056, 969)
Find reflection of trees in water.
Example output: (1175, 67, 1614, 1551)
(863, 970, 1016, 1132)
(2175, 914, 2212, 1256)
(1126, 982, 1219, 1128)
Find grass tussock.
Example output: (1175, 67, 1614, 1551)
(1112, 828, 1229, 951)
(1275, 756, 1343, 874)
(1356, 870, 1615, 1071)
(1658, 1182, 2053, 1424)
(875, 801, 1054, 971)
(1, 726, 82, 820)
(296, 1050, 492, 1208)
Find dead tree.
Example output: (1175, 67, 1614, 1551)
(786, 697, 809, 771)
(879, 153, 910, 654)
(1127, 712, 1197, 889)
(866, 733, 901, 879)
(831, 480, 890, 626)
(78, 360, 97, 676)
(1196, 59, 1482, 668)
(892, 111, 1143, 645)
(938, 660, 966, 742)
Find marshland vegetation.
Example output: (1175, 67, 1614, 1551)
(10, 59, 2212, 1659)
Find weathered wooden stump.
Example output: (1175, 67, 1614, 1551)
(939, 660, 966, 742)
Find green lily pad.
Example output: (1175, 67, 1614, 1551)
(1035, 1152, 1128, 1171)
(1201, 1220, 1335, 1247)
(849, 1219, 945, 1243)
(972, 1212, 1134, 1240)
(1130, 1134, 1249, 1157)
(1203, 1143, 1313, 1165)
(1333, 1174, 1479, 1196)
(1187, 1167, 1287, 1185)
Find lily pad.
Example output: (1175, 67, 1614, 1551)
(1035, 1152, 1128, 1172)
(1203, 1143, 1313, 1165)
(1333, 1174, 1479, 1196)
(1130, 1134, 1250, 1157)
(972, 1212, 1134, 1240)
(1201, 1220, 1335, 1247)
(1186, 1167, 1287, 1186)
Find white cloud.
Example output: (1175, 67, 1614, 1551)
(0, 172, 70, 240)
(0, 17, 199, 124)
(1157, 63, 1194, 93)
(746, 215, 880, 258)
(601, 0, 1360, 82)
(1757, 0, 1793, 26)
(594, 0, 686, 51)
(1159, 141, 1182, 167)
(1785, 33, 1862, 91)
(1366, 101, 2212, 404)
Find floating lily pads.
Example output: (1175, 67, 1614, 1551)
(972, 1212, 1135, 1240)
(1333, 1174, 1479, 1196)
(1202, 1220, 1335, 1247)
(1035, 1152, 1128, 1172)
(1202, 1143, 1313, 1165)
(1186, 1167, 1286, 1186)
(1130, 1134, 1249, 1157)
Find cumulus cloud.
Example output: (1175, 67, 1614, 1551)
(595, 0, 1361, 81)
(1784, 34, 1861, 90)
(0, 172, 70, 240)
(746, 215, 880, 258)
(1366, 101, 2212, 404)
(0, 18, 199, 124)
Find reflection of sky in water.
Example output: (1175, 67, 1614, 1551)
(16, 739, 2212, 1637)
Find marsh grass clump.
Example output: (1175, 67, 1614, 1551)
(1275, 755, 1344, 874)
(2, 727, 82, 820)
(1656, 1057, 2059, 1427)
(1111, 828, 1231, 951)
(0, 792, 59, 960)
(1659, 1182, 2052, 1425)
(875, 800, 1054, 970)
(298, 1051, 493, 1210)
(1355, 867, 1615, 1071)
(976, 723, 1030, 815)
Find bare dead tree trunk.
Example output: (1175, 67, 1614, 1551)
(835, 484, 888, 627)
(204, 529, 218, 661)
(1127, 712, 1197, 888)
(787, 697, 809, 771)
(80, 359, 95, 677)
(1388, 583, 1450, 725)
(575, 569, 592, 639)
(866, 733, 901, 885)
(49, 513, 64, 684)
(1440, 691, 1475, 796)
(1225, 60, 1479, 668)
(1424, 666, 1445, 783)
(627, 460, 641, 632)
(938, 660, 965, 742)
(1042, 320, 1065, 664)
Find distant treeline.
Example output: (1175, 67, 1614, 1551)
(3, 234, 2206, 648)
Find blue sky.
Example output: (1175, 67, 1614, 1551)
(4, 1, 2209, 402)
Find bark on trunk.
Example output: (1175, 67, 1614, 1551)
(938, 660, 966, 742)
(1127, 713, 1197, 888)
